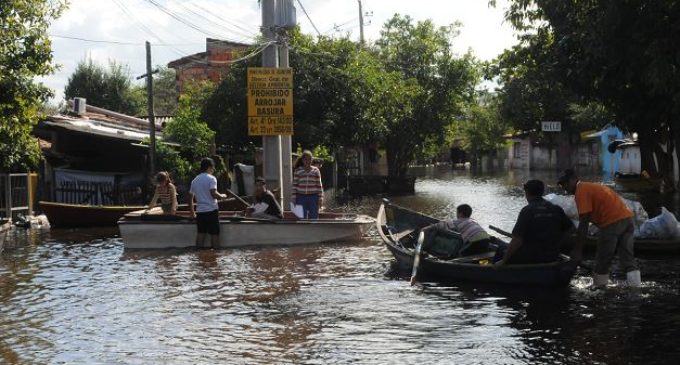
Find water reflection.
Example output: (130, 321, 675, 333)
(1, 168, 679, 364)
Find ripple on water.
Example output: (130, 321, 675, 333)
(2, 169, 680, 364)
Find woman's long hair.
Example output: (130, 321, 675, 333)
(294, 150, 313, 170)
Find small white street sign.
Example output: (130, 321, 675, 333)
(541, 121, 561, 132)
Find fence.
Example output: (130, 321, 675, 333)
(55, 181, 142, 206)
(0, 173, 32, 220)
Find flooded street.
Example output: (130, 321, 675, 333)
(2, 167, 680, 364)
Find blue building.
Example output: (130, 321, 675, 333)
(584, 125, 624, 175)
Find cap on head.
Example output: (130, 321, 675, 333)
(255, 177, 266, 185)
(557, 168, 577, 185)
(523, 179, 545, 197)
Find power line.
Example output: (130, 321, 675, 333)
(51, 34, 202, 46)
(143, 0, 253, 45)
(169, 0, 258, 41)
(188, 2, 259, 39)
(295, 0, 322, 37)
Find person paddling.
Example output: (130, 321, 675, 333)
(558, 168, 641, 288)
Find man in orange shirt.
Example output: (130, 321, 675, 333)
(558, 169, 641, 287)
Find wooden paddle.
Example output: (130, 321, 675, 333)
(410, 231, 425, 286)
(226, 188, 250, 207)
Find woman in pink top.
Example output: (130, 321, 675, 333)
(291, 150, 323, 219)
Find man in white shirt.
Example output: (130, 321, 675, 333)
(189, 157, 227, 248)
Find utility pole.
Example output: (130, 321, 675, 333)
(136, 41, 159, 176)
(261, 0, 283, 205)
(358, 0, 365, 45)
(279, 38, 293, 207)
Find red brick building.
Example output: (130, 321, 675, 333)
(168, 38, 252, 94)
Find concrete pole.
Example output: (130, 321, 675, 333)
(358, 0, 365, 45)
(261, 0, 283, 205)
(145, 41, 156, 175)
(279, 41, 293, 208)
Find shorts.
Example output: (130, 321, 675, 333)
(196, 210, 220, 235)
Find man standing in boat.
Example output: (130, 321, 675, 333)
(558, 169, 641, 288)
(245, 177, 283, 220)
(496, 180, 574, 266)
(188, 157, 228, 249)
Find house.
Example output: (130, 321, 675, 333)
(505, 129, 604, 171)
(168, 38, 252, 94)
(581, 125, 624, 176)
(33, 99, 163, 205)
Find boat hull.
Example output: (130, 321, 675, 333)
(377, 202, 576, 286)
(0, 219, 10, 252)
(119, 213, 375, 249)
(40, 201, 144, 228)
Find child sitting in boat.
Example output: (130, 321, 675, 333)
(148, 171, 178, 215)
(423, 204, 491, 257)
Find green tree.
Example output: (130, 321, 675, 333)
(131, 66, 178, 116)
(162, 80, 216, 178)
(374, 15, 480, 177)
(64, 59, 142, 115)
(0, 0, 67, 171)
(498, 0, 680, 186)
(454, 93, 509, 166)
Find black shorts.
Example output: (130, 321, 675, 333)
(196, 210, 220, 235)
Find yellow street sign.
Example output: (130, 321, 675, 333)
(247, 67, 293, 136)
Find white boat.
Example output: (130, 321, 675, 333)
(0, 219, 11, 253)
(118, 210, 375, 249)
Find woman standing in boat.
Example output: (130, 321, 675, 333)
(291, 150, 323, 219)
(148, 171, 178, 215)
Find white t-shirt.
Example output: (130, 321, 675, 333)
(190, 173, 219, 213)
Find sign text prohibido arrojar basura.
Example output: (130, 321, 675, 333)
(247, 67, 293, 136)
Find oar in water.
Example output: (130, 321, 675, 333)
(410, 231, 425, 286)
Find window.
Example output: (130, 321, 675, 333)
(513, 142, 521, 158)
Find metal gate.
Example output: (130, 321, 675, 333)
(0, 173, 32, 220)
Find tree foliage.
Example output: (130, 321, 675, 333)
(64, 59, 142, 115)
(160, 81, 216, 180)
(497, 0, 680, 183)
(1, 0, 66, 172)
(131, 66, 178, 116)
(454, 93, 509, 164)
(374, 15, 480, 177)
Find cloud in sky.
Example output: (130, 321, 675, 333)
(44, 0, 517, 103)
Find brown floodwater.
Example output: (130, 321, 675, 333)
(1, 166, 679, 364)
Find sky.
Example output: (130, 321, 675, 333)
(42, 0, 518, 103)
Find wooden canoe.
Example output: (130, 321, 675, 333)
(39, 198, 249, 228)
(0, 219, 10, 253)
(585, 235, 680, 254)
(377, 201, 576, 286)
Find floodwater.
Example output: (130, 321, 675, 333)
(2, 166, 679, 364)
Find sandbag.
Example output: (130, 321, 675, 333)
(639, 207, 680, 239)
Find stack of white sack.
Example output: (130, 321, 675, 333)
(543, 194, 679, 239)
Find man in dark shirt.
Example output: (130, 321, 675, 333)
(496, 179, 574, 265)
(246, 177, 283, 220)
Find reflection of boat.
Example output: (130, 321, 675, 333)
(119, 210, 375, 249)
(377, 201, 576, 286)
(1, 219, 11, 253)
(586, 235, 680, 254)
(39, 198, 249, 228)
